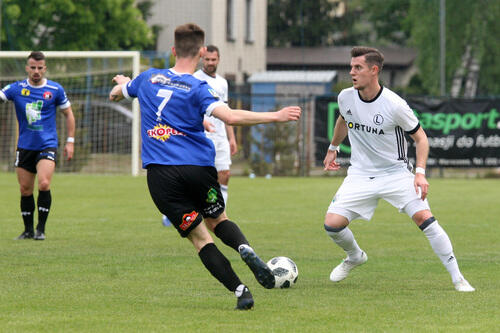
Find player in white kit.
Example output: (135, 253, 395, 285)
(323, 46, 474, 292)
(194, 45, 237, 204)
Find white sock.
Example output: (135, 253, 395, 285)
(422, 221, 463, 283)
(220, 185, 228, 205)
(234, 284, 245, 297)
(326, 227, 363, 261)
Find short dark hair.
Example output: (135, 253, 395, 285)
(206, 45, 220, 57)
(27, 51, 45, 62)
(174, 23, 205, 58)
(351, 46, 384, 71)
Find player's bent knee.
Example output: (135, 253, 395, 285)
(204, 212, 228, 231)
(324, 213, 349, 229)
(188, 224, 215, 252)
(412, 210, 433, 227)
(38, 181, 51, 191)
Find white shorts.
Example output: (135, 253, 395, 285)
(327, 171, 430, 221)
(209, 136, 231, 172)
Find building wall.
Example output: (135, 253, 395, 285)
(145, 0, 267, 84)
(147, 0, 212, 52)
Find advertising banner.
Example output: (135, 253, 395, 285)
(315, 96, 500, 167)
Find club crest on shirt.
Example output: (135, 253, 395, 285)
(43, 91, 53, 100)
(147, 124, 185, 142)
(373, 113, 384, 125)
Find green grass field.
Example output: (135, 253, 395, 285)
(1, 172, 499, 332)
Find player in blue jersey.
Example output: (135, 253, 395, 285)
(109, 23, 301, 310)
(0, 51, 75, 241)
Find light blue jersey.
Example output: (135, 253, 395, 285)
(0, 79, 70, 150)
(122, 68, 224, 168)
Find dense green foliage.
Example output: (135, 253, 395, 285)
(409, 0, 500, 96)
(267, 0, 500, 96)
(0, 0, 154, 50)
(1, 173, 498, 332)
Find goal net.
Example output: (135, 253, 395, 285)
(0, 51, 141, 175)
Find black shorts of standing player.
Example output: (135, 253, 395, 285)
(15, 148, 58, 173)
(147, 164, 225, 237)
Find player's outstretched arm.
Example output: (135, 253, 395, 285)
(211, 104, 301, 126)
(109, 75, 131, 102)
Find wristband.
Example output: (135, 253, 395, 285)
(328, 144, 340, 152)
(415, 167, 425, 175)
(67, 137, 75, 143)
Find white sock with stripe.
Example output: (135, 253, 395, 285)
(421, 220, 463, 283)
(325, 225, 363, 261)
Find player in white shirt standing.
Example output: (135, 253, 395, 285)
(194, 45, 237, 205)
(323, 46, 474, 292)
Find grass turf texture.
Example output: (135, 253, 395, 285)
(0, 172, 499, 332)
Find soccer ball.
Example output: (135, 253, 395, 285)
(266, 256, 298, 288)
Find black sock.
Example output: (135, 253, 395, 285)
(214, 220, 249, 252)
(198, 243, 242, 292)
(20, 195, 35, 233)
(36, 190, 51, 233)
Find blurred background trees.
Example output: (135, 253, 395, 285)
(267, 0, 500, 96)
(0, 0, 154, 50)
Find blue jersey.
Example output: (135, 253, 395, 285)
(123, 68, 224, 168)
(0, 79, 71, 150)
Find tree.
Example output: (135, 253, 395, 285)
(360, 0, 411, 46)
(1, 0, 154, 50)
(267, 0, 361, 47)
(408, 0, 500, 96)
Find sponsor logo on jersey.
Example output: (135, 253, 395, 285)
(147, 124, 185, 142)
(373, 113, 384, 125)
(206, 187, 218, 203)
(179, 211, 198, 230)
(25, 100, 43, 125)
(346, 109, 352, 115)
(150, 73, 191, 91)
(43, 91, 53, 100)
(21, 88, 31, 96)
(150, 74, 170, 85)
(347, 121, 385, 135)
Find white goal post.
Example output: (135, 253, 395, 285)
(0, 51, 142, 176)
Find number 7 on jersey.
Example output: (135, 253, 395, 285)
(156, 89, 173, 120)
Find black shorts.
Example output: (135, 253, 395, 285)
(15, 148, 57, 173)
(146, 164, 225, 237)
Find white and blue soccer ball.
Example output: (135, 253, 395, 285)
(266, 256, 298, 288)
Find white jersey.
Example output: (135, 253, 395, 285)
(338, 86, 420, 176)
(193, 70, 229, 139)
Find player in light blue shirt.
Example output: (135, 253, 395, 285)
(0, 51, 75, 241)
(109, 23, 301, 310)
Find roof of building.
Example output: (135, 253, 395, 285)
(267, 46, 416, 67)
(247, 70, 337, 83)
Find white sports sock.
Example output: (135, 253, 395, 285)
(422, 221, 463, 283)
(220, 185, 228, 205)
(326, 227, 363, 261)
